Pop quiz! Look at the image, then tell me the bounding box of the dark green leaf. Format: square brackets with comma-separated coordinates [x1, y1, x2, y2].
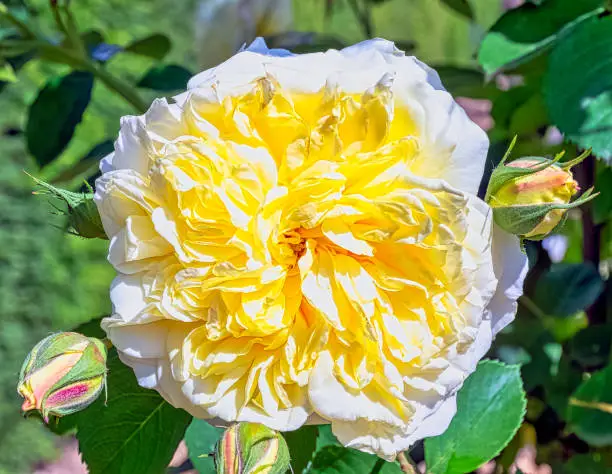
[184, 418, 223, 474]
[26, 71, 94, 167]
[567, 364, 612, 446]
[534, 263, 604, 317]
[545, 15, 612, 162]
[569, 324, 612, 368]
[316, 425, 340, 451]
[425, 360, 526, 474]
[477, 0, 605, 77]
[307, 446, 401, 474]
[125, 34, 171, 60]
[284, 426, 318, 474]
[439, 0, 473, 20]
[137, 65, 192, 92]
[75, 350, 192, 474]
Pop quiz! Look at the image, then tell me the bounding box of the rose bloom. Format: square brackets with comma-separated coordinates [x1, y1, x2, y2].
[95, 39, 528, 459]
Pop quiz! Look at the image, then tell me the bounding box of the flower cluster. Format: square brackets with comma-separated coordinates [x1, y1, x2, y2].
[94, 39, 528, 459]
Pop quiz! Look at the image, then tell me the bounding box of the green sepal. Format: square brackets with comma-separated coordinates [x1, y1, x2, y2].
[492, 188, 598, 239]
[485, 144, 589, 203]
[28, 174, 107, 239]
[486, 155, 563, 203]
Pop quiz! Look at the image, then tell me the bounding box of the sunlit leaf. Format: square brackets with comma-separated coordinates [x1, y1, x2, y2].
[478, 0, 604, 77]
[425, 361, 526, 474]
[184, 418, 223, 474]
[567, 364, 612, 446]
[545, 15, 612, 162]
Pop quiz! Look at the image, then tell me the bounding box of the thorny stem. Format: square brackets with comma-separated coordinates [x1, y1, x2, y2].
[397, 453, 418, 474]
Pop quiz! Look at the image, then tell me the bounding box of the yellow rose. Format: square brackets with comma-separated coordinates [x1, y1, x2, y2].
[95, 39, 528, 459]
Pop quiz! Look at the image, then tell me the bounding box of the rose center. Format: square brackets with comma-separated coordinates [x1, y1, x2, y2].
[277, 229, 308, 267]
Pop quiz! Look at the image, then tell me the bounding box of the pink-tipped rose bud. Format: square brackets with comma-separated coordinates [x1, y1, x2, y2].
[215, 423, 290, 474]
[17, 332, 107, 423]
[486, 146, 597, 240]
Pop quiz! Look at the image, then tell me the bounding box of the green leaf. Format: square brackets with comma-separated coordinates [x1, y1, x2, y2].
[75, 350, 192, 474]
[316, 425, 340, 451]
[424, 360, 526, 474]
[124, 34, 171, 60]
[477, 0, 605, 77]
[534, 263, 604, 317]
[184, 418, 223, 474]
[307, 446, 401, 474]
[26, 71, 94, 168]
[283, 425, 318, 474]
[137, 64, 192, 92]
[545, 15, 612, 161]
[567, 364, 612, 446]
[439, 0, 473, 20]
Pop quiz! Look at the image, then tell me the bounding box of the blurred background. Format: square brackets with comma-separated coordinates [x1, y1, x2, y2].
[0, 0, 603, 473]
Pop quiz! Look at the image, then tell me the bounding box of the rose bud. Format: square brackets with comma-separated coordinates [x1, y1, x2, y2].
[215, 423, 290, 474]
[17, 332, 107, 423]
[29, 175, 107, 239]
[486, 146, 597, 240]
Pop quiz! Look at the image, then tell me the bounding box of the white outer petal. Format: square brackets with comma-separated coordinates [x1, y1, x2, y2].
[487, 225, 529, 334]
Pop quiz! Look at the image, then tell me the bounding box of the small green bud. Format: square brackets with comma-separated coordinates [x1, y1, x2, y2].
[29, 175, 107, 239]
[486, 141, 597, 240]
[17, 332, 108, 423]
[215, 423, 290, 474]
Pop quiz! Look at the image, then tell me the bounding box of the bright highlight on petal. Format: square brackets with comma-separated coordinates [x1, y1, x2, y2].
[95, 38, 528, 459]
